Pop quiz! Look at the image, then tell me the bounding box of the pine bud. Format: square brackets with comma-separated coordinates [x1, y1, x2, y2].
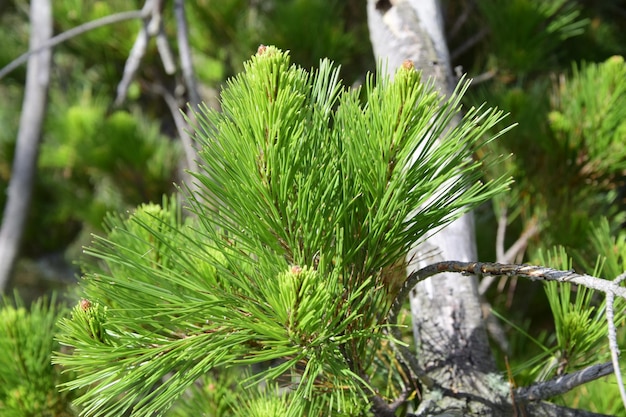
[80, 298, 92, 311]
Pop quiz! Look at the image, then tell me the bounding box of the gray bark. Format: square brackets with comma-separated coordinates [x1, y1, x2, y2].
[0, 0, 52, 291]
[367, 2, 500, 414]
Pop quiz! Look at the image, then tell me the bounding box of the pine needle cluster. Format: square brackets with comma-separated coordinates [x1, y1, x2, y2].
[54, 46, 511, 416]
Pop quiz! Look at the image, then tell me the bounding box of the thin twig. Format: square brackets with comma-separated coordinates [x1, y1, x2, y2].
[149, 83, 198, 175]
[114, 0, 157, 106]
[174, 0, 201, 109]
[391, 261, 626, 326]
[156, 26, 177, 75]
[469, 69, 497, 86]
[514, 362, 614, 402]
[606, 272, 626, 409]
[172, 0, 201, 185]
[476, 205, 513, 351]
[502, 219, 539, 264]
[0, 9, 149, 80]
[523, 401, 615, 417]
[447, 0, 476, 40]
[495, 204, 507, 263]
[450, 27, 489, 61]
[151, 0, 176, 75]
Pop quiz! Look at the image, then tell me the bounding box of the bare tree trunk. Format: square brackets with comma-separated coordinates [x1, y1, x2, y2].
[0, 0, 53, 292]
[367, 1, 504, 415]
[367, 2, 616, 416]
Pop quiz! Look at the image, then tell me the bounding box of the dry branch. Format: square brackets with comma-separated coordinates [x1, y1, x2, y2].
[0, 9, 148, 80]
[606, 272, 626, 408]
[514, 362, 614, 402]
[387, 261, 626, 414]
[174, 0, 201, 109]
[391, 262, 626, 323]
[114, 0, 161, 106]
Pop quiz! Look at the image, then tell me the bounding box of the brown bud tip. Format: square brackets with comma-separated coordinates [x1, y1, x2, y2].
[257, 44, 267, 56]
[80, 299, 91, 311]
[290, 265, 303, 274]
[402, 60, 415, 70]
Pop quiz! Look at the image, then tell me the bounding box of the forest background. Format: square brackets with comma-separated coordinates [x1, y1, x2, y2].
[0, 0, 625, 416]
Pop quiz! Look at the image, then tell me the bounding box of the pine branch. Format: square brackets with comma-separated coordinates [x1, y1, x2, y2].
[57, 47, 514, 416]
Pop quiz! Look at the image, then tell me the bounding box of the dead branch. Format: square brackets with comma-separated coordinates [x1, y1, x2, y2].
[387, 260, 626, 415]
[523, 401, 613, 417]
[149, 83, 198, 175]
[114, 0, 165, 106]
[480, 216, 539, 295]
[514, 362, 613, 402]
[450, 27, 489, 61]
[606, 272, 626, 408]
[174, 0, 201, 109]
[172, 0, 201, 183]
[0, 8, 148, 80]
[392, 262, 626, 322]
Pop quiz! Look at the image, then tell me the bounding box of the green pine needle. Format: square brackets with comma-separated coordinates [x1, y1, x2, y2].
[55, 46, 512, 416]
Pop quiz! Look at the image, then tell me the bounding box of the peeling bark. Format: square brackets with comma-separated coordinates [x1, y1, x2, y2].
[367, 2, 501, 413]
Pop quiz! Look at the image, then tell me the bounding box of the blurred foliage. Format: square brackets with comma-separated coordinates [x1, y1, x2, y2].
[185, 0, 372, 82]
[548, 56, 626, 177]
[23, 87, 180, 256]
[473, 56, 626, 257]
[0, 0, 371, 263]
[478, 0, 588, 75]
[0, 293, 77, 416]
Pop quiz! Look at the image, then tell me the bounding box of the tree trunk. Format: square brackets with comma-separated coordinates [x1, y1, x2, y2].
[367, 2, 617, 416]
[0, 0, 53, 291]
[367, 1, 505, 415]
